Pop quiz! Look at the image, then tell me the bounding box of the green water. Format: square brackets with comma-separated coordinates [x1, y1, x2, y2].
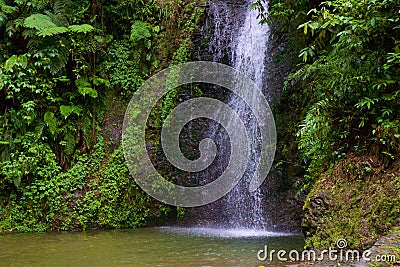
[0, 227, 304, 266]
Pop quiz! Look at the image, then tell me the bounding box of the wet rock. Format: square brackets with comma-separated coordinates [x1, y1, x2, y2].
[353, 232, 400, 267]
[302, 195, 330, 238]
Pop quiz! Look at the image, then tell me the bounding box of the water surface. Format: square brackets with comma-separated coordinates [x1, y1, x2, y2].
[0, 227, 304, 266]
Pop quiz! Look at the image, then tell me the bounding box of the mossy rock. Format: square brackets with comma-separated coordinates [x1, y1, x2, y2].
[302, 153, 400, 250]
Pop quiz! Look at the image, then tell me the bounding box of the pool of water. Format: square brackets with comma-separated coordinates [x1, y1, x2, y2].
[0, 227, 304, 266]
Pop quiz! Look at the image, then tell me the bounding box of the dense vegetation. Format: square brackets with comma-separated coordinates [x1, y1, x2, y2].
[256, 0, 400, 249]
[0, 0, 204, 232]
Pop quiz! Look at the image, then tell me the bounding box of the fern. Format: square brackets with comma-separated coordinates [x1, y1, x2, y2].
[0, 0, 18, 28]
[38, 26, 68, 36]
[22, 29, 36, 39]
[24, 14, 57, 30]
[130, 20, 151, 44]
[46, 0, 70, 26]
[68, 24, 93, 34]
[45, 47, 69, 75]
[24, 14, 69, 37]
[44, 10, 68, 27]
[24, 14, 93, 37]
[0, 12, 6, 27]
[52, 0, 70, 16]
[13, 17, 25, 29]
[23, 12, 94, 75]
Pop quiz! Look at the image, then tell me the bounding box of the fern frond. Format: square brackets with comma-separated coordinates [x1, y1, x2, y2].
[24, 14, 57, 30]
[24, 14, 71, 37]
[0, 12, 7, 27]
[130, 21, 151, 44]
[38, 26, 67, 36]
[0, 0, 18, 15]
[26, 38, 36, 51]
[31, 0, 52, 12]
[53, 0, 70, 16]
[68, 24, 93, 34]
[13, 17, 25, 29]
[5, 20, 15, 37]
[22, 28, 36, 40]
[44, 10, 68, 27]
[48, 45, 69, 75]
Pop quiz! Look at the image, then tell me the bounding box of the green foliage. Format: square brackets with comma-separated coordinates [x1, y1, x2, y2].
[44, 111, 57, 135]
[103, 40, 146, 97]
[267, 0, 400, 250]
[67, 24, 93, 33]
[0, 0, 204, 232]
[296, 0, 399, 177]
[1, 134, 60, 188]
[269, 0, 400, 185]
[24, 13, 68, 36]
[130, 20, 152, 44]
[75, 78, 98, 98]
[0, 138, 158, 232]
[60, 105, 82, 119]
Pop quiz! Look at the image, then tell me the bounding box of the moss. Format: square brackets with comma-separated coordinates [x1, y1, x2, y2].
[303, 153, 400, 250]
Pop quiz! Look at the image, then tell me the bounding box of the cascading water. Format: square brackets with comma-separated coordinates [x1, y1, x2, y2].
[207, 1, 232, 62]
[222, 0, 270, 229]
[194, 0, 272, 230]
[232, 2, 270, 92]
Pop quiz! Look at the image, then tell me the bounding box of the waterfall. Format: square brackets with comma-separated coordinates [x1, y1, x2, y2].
[232, 2, 270, 91]
[207, 1, 232, 62]
[196, 0, 271, 229]
[223, 0, 270, 229]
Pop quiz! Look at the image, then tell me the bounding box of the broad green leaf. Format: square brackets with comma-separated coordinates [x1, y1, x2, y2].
[19, 54, 28, 68]
[75, 78, 98, 98]
[4, 55, 17, 71]
[44, 111, 57, 135]
[60, 105, 82, 119]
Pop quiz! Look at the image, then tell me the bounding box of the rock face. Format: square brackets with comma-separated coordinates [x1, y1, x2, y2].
[302, 153, 400, 250]
[193, 0, 246, 64]
[302, 195, 329, 237]
[311, 231, 400, 266]
[354, 231, 400, 267]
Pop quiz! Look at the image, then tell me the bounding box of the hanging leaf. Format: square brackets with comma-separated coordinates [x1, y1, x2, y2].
[63, 132, 76, 155]
[75, 78, 98, 98]
[370, 17, 376, 26]
[19, 54, 28, 68]
[4, 54, 28, 71]
[4, 55, 18, 71]
[44, 111, 58, 135]
[60, 105, 82, 119]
